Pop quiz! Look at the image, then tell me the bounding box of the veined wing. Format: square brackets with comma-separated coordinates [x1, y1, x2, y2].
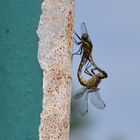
[72, 89, 89, 116]
[72, 87, 86, 99]
[89, 90, 106, 110]
[80, 22, 91, 42]
[81, 22, 88, 34]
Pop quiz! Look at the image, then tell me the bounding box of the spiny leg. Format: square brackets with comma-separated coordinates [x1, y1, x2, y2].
[73, 37, 81, 45]
[72, 36, 82, 59]
[91, 68, 97, 75]
[84, 61, 95, 77]
[74, 31, 81, 40]
[72, 46, 82, 59]
[72, 31, 83, 58]
[91, 67, 96, 75]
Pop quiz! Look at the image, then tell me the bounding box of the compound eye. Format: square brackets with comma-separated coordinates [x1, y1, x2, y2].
[82, 33, 88, 39]
[84, 33, 88, 38]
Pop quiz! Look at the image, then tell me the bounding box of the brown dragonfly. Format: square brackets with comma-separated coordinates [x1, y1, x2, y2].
[72, 22, 103, 75]
[72, 57, 108, 116]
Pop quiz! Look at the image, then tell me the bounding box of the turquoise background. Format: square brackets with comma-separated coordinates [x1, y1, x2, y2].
[0, 1, 42, 139]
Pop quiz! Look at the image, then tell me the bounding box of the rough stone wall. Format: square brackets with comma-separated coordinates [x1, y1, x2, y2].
[37, 0, 75, 140]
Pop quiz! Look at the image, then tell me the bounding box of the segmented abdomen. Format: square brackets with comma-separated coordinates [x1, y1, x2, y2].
[77, 56, 101, 89]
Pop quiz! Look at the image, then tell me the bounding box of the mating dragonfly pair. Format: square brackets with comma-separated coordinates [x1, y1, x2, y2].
[72, 23, 108, 116]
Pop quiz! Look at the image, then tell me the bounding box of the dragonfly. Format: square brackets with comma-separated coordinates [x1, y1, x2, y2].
[72, 22, 103, 74]
[72, 57, 108, 116]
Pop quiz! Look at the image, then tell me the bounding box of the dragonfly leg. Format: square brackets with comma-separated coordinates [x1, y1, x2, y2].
[91, 68, 96, 75]
[72, 47, 82, 58]
[84, 61, 95, 77]
[84, 70, 93, 77]
[74, 31, 81, 40]
[73, 37, 81, 45]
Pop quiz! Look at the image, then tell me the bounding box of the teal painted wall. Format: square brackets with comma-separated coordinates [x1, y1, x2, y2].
[0, 1, 42, 139]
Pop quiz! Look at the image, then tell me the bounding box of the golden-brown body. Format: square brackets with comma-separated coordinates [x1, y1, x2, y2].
[77, 55, 107, 89]
[79, 33, 103, 72]
[81, 33, 93, 61]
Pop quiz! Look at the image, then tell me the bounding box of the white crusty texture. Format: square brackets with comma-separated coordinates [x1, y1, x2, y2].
[37, 0, 75, 140]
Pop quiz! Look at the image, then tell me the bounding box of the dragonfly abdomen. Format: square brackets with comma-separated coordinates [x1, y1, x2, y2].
[77, 56, 87, 87]
[77, 55, 101, 89]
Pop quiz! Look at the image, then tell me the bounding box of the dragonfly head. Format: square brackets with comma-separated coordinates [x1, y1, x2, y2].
[81, 33, 88, 40]
[98, 71, 108, 79]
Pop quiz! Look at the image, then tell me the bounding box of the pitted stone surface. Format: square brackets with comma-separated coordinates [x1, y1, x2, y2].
[37, 0, 75, 140]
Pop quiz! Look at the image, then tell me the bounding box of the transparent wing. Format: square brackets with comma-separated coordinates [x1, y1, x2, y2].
[72, 89, 89, 116]
[81, 22, 88, 34]
[89, 90, 106, 110]
[72, 87, 86, 99]
[80, 22, 91, 41]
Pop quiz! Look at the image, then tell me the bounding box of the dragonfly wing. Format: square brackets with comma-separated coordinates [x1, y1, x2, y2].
[81, 22, 88, 34]
[89, 90, 106, 110]
[87, 87, 100, 93]
[80, 22, 91, 42]
[72, 87, 86, 99]
[72, 90, 89, 116]
[80, 92, 89, 116]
